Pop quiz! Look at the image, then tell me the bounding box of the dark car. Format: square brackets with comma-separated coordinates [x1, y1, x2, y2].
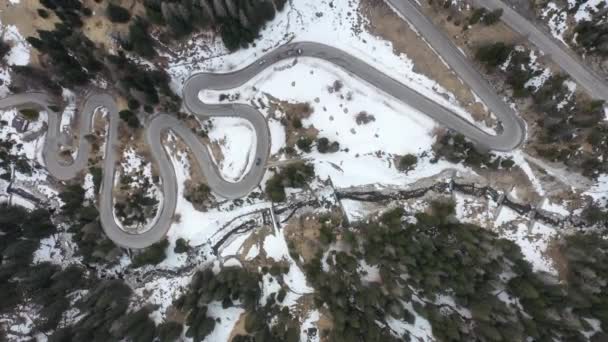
[255, 157, 262, 166]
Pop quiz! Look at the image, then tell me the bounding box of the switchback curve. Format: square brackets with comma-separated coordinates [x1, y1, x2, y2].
[0, 41, 525, 248]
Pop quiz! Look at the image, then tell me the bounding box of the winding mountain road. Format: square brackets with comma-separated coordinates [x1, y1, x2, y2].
[9, 0, 589, 248]
[0, 41, 524, 248]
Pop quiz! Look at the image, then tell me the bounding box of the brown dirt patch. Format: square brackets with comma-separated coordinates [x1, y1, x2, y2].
[79, 0, 145, 49]
[283, 208, 343, 264]
[546, 238, 568, 281]
[265, 96, 319, 149]
[0, 0, 58, 67]
[227, 312, 248, 341]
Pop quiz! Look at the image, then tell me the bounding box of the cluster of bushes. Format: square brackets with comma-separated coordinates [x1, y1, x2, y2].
[0, 205, 57, 305]
[132, 239, 169, 268]
[0, 130, 36, 179]
[296, 136, 340, 153]
[397, 153, 418, 173]
[184, 182, 212, 209]
[59, 185, 123, 264]
[475, 42, 514, 69]
[302, 200, 608, 341]
[265, 162, 315, 202]
[119, 109, 140, 128]
[574, 19, 608, 56]
[582, 201, 608, 228]
[469, 7, 503, 26]
[121, 18, 158, 59]
[0, 40, 10, 61]
[106, 3, 131, 23]
[26, 27, 101, 87]
[434, 132, 514, 170]
[70, 219, 124, 264]
[51, 280, 144, 341]
[59, 184, 99, 221]
[114, 183, 159, 229]
[174, 238, 190, 253]
[316, 137, 340, 153]
[106, 52, 180, 112]
[142, 0, 286, 51]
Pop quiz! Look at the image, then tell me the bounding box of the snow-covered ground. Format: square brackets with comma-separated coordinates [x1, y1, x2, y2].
[207, 117, 256, 182]
[202, 56, 470, 188]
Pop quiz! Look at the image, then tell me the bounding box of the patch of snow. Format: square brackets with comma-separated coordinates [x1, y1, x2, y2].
[207, 117, 256, 182]
[512, 151, 544, 196]
[221, 232, 251, 256]
[84, 173, 95, 200]
[134, 274, 192, 324]
[569, 0, 605, 22]
[164, 141, 269, 246]
[541, 198, 570, 216]
[33, 236, 64, 264]
[501, 221, 557, 275]
[2, 25, 30, 66]
[541, 2, 568, 44]
[585, 173, 608, 203]
[246, 244, 259, 260]
[494, 206, 522, 227]
[300, 310, 320, 342]
[386, 301, 435, 341]
[268, 118, 286, 155]
[205, 303, 244, 342]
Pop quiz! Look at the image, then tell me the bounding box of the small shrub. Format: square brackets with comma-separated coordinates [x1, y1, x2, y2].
[19, 108, 39, 121]
[132, 239, 169, 267]
[296, 136, 313, 152]
[317, 137, 340, 153]
[106, 4, 131, 23]
[174, 238, 189, 254]
[397, 154, 418, 172]
[119, 109, 140, 128]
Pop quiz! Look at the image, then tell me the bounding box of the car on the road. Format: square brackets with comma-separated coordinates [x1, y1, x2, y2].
[255, 157, 262, 166]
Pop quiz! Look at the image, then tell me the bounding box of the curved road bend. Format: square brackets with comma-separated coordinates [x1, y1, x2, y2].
[0, 39, 527, 248]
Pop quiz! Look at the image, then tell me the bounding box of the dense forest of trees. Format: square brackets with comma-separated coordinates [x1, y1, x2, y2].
[142, 0, 286, 51]
[265, 162, 315, 202]
[433, 131, 514, 170]
[2, 192, 608, 341]
[300, 201, 608, 341]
